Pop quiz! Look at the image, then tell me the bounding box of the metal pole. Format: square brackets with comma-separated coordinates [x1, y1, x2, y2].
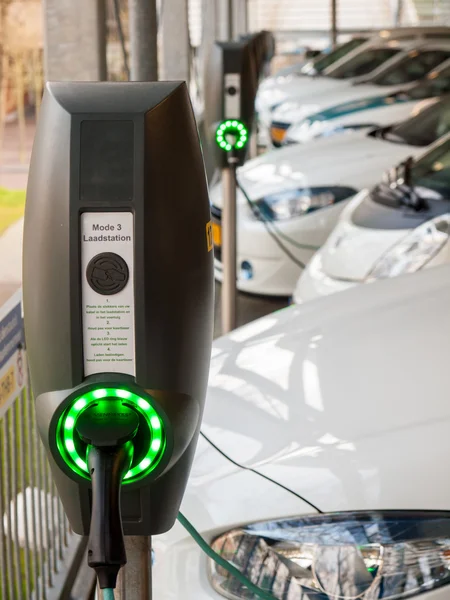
[249, 128, 258, 159]
[97, 0, 108, 80]
[244, 0, 249, 33]
[128, 0, 158, 80]
[221, 164, 237, 333]
[394, 0, 404, 26]
[228, 0, 233, 40]
[330, 0, 338, 49]
[116, 536, 152, 599]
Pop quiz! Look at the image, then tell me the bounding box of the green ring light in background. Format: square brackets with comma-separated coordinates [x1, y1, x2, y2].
[215, 120, 249, 152]
[56, 387, 166, 484]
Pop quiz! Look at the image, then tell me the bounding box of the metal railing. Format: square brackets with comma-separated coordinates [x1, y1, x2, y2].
[0, 290, 89, 600]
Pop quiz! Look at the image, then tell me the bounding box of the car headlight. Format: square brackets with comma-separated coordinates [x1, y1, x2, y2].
[368, 214, 450, 280]
[209, 512, 450, 600]
[256, 187, 357, 221]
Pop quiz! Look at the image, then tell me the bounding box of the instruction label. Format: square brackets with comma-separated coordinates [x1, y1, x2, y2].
[0, 289, 27, 419]
[81, 212, 135, 376]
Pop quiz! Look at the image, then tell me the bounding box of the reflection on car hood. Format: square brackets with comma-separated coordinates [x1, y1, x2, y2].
[209, 134, 417, 208]
[203, 265, 450, 512]
[301, 92, 413, 124]
[256, 76, 349, 112]
[271, 83, 411, 125]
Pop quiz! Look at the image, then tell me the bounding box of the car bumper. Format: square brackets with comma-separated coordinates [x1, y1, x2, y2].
[213, 218, 314, 296]
[293, 252, 358, 304]
[214, 253, 307, 297]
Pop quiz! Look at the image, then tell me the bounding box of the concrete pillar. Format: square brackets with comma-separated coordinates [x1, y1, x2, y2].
[233, 0, 247, 37]
[43, 0, 107, 81]
[160, 0, 190, 81]
[217, 0, 231, 41]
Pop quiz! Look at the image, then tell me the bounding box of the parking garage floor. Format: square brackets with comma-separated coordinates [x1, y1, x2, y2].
[213, 281, 289, 338]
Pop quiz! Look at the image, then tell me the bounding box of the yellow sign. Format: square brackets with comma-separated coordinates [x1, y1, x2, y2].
[270, 126, 287, 144]
[206, 221, 213, 252]
[0, 365, 16, 411]
[212, 222, 222, 247]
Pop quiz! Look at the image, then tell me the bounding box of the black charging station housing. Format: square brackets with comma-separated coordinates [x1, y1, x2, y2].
[214, 32, 275, 168]
[23, 81, 214, 536]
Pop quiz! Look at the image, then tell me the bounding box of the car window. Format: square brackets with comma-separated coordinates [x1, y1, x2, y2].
[407, 70, 450, 99]
[388, 99, 450, 146]
[308, 38, 367, 74]
[372, 50, 450, 86]
[327, 48, 400, 79]
[411, 141, 450, 197]
[423, 32, 450, 39]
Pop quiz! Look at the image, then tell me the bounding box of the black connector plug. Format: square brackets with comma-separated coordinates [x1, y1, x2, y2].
[75, 401, 140, 589]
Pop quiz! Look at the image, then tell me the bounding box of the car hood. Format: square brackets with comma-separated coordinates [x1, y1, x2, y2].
[202, 265, 450, 512]
[256, 77, 351, 112]
[308, 98, 428, 130]
[319, 190, 436, 281]
[271, 83, 409, 125]
[209, 135, 418, 208]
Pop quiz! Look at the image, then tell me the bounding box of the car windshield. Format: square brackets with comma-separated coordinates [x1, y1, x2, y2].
[404, 68, 450, 99]
[369, 49, 450, 86]
[410, 141, 450, 197]
[304, 38, 367, 74]
[326, 47, 400, 79]
[382, 98, 450, 146]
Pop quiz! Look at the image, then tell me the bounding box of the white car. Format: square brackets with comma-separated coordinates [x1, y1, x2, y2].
[211, 96, 450, 296]
[258, 40, 407, 135]
[154, 263, 450, 600]
[283, 59, 450, 145]
[294, 132, 450, 304]
[267, 42, 450, 147]
[257, 27, 450, 126]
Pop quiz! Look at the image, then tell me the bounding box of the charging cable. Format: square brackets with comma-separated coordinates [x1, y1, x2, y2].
[178, 512, 278, 600]
[235, 176, 321, 268]
[75, 401, 140, 597]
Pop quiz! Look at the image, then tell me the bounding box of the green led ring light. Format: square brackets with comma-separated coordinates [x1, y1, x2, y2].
[215, 120, 248, 152]
[56, 388, 166, 484]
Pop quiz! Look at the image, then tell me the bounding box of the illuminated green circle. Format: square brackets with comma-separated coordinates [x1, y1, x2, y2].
[56, 388, 166, 484]
[215, 120, 249, 152]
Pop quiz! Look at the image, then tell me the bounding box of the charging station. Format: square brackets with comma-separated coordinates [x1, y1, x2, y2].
[213, 40, 264, 333]
[23, 81, 214, 592]
[215, 40, 258, 170]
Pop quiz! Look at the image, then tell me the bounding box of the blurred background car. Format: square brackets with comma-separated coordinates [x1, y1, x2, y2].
[282, 58, 450, 145]
[294, 132, 450, 304]
[257, 27, 450, 138]
[154, 263, 450, 600]
[211, 96, 450, 296]
[267, 41, 450, 147]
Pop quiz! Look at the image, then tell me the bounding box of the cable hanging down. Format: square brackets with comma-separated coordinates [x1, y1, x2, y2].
[233, 173, 310, 270]
[178, 512, 278, 600]
[102, 588, 115, 600]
